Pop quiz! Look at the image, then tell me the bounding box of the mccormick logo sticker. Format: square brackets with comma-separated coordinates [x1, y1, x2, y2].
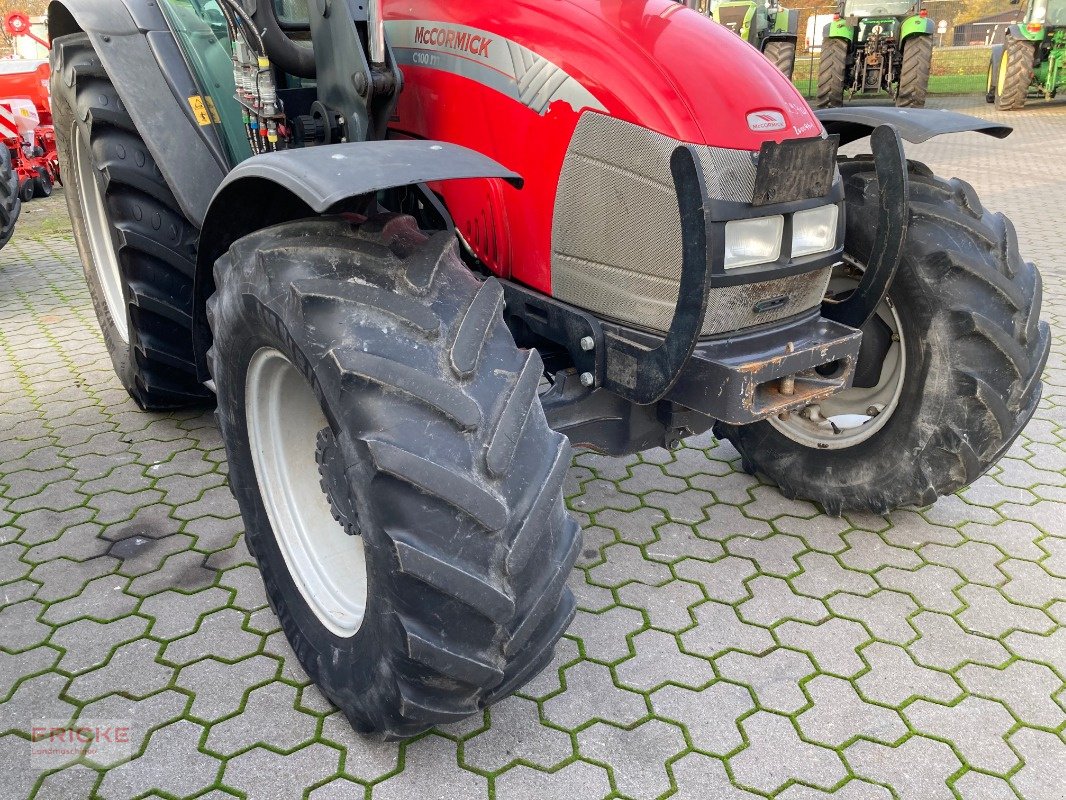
[747, 110, 787, 132]
[414, 25, 493, 58]
[386, 20, 606, 116]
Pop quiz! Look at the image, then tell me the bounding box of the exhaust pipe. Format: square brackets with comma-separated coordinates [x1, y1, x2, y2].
[368, 0, 386, 66]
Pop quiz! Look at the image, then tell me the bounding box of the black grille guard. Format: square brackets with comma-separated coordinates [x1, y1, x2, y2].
[502, 125, 910, 424]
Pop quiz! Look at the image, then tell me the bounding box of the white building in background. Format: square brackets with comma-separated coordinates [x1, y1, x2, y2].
[805, 13, 836, 50]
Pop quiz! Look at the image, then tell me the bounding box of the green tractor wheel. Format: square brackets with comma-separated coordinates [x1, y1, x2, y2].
[997, 37, 1036, 110]
[763, 39, 797, 79]
[896, 35, 933, 107]
[816, 37, 848, 108]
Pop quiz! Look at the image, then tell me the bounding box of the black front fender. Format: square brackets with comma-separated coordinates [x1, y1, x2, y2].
[190, 141, 523, 380]
[814, 107, 1013, 147]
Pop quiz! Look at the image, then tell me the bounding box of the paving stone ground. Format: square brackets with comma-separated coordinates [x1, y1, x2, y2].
[1, 97, 1064, 800]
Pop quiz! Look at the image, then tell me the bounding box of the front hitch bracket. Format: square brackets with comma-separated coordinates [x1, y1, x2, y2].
[821, 124, 910, 330]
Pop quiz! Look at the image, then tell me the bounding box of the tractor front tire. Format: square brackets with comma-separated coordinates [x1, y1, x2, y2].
[896, 35, 933, 108]
[816, 38, 848, 108]
[0, 146, 19, 250]
[208, 215, 580, 739]
[996, 37, 1035, 111]
[51, 33, 210, 409]
[718, 160, 1050, 516]
[764, 39, 797, 80]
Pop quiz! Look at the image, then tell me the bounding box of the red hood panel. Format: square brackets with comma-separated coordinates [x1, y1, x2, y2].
[385, 0, 821, 150]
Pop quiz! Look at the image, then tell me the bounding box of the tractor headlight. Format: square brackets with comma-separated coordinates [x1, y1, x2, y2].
[791, 205, 839, 258]
[724, 215, 785, 270]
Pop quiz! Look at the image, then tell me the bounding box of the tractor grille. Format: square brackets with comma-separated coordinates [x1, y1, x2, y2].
[551, 113, 832, 337]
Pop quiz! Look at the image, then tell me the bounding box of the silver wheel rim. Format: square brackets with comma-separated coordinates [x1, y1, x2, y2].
[246, 348, 368, 638]
[72, 124, 128, 343]
[769, 275, 906, 450]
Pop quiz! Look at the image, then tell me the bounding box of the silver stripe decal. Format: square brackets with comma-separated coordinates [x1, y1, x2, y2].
[385, 20, 606, 115]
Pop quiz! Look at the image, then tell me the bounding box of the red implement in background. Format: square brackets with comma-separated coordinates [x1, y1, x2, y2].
[0, 35, 59, 203]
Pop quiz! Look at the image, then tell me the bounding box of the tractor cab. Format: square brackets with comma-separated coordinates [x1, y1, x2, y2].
[841, 0, 918, 41]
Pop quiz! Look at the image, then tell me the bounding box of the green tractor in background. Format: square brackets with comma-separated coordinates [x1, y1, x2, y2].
[816, 0, 935, 108]
[692, 0, 800, 78]
[988, 0, 1066, 109]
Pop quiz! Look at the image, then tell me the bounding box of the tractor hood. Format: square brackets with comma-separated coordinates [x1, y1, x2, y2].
[385, 0, 822, 151]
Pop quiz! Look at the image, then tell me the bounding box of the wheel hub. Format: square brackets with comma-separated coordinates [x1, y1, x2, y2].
[245, 348, 368, 638]
[769, 278, 906, 450]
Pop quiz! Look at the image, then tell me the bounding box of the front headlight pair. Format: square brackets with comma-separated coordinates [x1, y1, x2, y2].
[723, 205, 839, 270]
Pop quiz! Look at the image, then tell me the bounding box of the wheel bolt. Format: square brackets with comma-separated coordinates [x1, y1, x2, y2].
[580, 336, 595, 351]
[580, 372, 595, 387]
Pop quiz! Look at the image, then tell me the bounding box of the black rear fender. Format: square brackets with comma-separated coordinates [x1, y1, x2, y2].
[48, 0, 226, 228]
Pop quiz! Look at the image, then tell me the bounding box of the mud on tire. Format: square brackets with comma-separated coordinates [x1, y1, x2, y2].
[52, 33, 210, 409]
[719, 160, 1051, 516]
[208, 214, 581, 739]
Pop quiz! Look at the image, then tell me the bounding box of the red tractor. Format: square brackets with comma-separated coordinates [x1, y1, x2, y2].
[48, 0, 1048, 739]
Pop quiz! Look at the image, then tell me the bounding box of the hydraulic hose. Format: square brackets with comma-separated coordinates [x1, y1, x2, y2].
[247, 0, 317, 78]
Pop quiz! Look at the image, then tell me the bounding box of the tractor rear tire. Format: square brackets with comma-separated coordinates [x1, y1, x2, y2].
[996, 37, 1035, 111]
[896, 35, 933, 108]
[764, 39, 797, 80]
[816, 38, 848, 108]
[0, 146, 19, 250]
[51, 33, 210, 410]
[718, 160, 1050, 516]
[208, 214, 580, 739]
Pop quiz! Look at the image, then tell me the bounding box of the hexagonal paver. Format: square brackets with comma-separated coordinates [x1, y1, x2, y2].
[577, 719, 686, 798]
[206, 681, 318, 755]
[651, 681, 753, 755]
[799, 675, 906, 748]
[221, 742, 340, 798]
[731, 712, 847, 794]
[846, 736, 961, 800]
[371, 735, 483, 800]
[96, 720, 220, 800]
[494, 760, 611, 800]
